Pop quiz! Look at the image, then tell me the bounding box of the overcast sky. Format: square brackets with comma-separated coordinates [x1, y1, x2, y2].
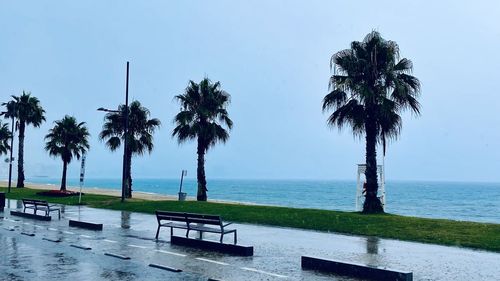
[1, 0, 499, 182]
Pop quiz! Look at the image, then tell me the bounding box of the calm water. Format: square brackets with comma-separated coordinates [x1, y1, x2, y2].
[26, 177, 500, 224]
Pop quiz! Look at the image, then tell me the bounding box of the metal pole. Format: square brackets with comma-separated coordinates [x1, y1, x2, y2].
[78, 153, 86, 204]
[121, 61, 129, 202]
[179, 170, 186, 193]
[7, 116, 14, 193]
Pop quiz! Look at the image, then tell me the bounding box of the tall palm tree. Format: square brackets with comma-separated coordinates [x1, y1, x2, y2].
[45, 116, 90, 191]
[99, 100, 160, 198]
[0, 121, 11, 156]
[2, 91, 46, 187]
[323, 31, 421, 213]
[173, 78, 233, 201]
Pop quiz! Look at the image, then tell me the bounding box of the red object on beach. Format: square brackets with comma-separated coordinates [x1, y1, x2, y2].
[36, 190, 81, 197]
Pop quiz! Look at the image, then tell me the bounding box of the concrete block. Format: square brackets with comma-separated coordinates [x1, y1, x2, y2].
[69, 220, 103, 230]
[10, 210, 51, 221]
[301, 256, 412, 281]
[171, 236, 253, 256]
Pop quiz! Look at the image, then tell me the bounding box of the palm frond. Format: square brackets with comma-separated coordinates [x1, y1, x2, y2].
[44, 115, 90, 164]
[173, 78, 232, 151]
[99, 100, 160, 156]
[3, 91, 45, 127]
[0, 122, 11, 155]
[324, 31, 421, 153]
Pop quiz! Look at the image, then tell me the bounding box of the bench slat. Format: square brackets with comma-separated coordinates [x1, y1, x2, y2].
[189, 225, 236, 233]
[156, 211, 188, 223]
[188, 218, 221, 225]
[186, 214, 222, 225]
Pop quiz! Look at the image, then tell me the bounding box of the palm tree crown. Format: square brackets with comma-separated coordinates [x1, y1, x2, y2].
[323, 31, 421, 213]
[45, 116, 90, 191]
[173, 78, 233, 201]
[0, 121, 11, 156]
[99, 100, 160, 197]
[7, 92, 46, 127]
[2, 91, 45, 187]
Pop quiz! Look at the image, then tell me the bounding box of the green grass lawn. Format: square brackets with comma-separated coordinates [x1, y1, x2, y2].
[2, 186, 499, 252]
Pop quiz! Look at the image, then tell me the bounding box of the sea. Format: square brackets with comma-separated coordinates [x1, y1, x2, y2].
[24, 178, 500, 224]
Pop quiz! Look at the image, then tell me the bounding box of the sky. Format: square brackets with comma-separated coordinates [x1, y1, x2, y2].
[0, 0, 499, 182]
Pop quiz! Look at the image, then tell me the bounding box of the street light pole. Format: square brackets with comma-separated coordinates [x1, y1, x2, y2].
[97, 61, 130, 203]
[122, 61, 130, 202]
[7, 116, 14, 193]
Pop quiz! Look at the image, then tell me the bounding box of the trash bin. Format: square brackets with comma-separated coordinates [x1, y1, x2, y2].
[178, 192, 187, 201]
[0, 192, 5, 211]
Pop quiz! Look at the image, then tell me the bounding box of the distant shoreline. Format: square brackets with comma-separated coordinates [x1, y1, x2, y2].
[0, 180, 260, 205]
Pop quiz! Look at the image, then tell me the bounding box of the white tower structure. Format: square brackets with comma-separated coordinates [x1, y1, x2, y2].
[355, 164, 385, 211]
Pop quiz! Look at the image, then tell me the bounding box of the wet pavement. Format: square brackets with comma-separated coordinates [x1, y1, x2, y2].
[0, 199, 499, 280]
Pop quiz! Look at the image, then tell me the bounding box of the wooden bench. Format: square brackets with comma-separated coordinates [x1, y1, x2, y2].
[22, 198, 61, 219]
[155, 211, 237, 244]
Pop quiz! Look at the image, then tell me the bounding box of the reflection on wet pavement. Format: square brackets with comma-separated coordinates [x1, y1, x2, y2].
[0, 198, 499, 280]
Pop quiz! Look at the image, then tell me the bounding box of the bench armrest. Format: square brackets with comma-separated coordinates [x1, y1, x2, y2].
[222, 222, 233, 227]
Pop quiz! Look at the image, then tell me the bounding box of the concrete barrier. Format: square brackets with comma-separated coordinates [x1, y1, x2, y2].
[171, 236, 253, 256]
[149, 263, 182, 272]
[301, 256, 412, 281]
[104, 253, 131, 260]
[69, 220, 103, 230]
[70, 244, 92, 250]
[42, 238, 61, 243]
[10, 210, 51, 221]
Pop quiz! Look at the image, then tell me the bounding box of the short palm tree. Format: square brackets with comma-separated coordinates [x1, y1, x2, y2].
[2, 91, 45, 187]
[0, 121, 11, 156]
[45, 116, 90, 191]
[99, 100, 160, 198]
[323, 31, 421, 213]
[173, 78, 233, 201]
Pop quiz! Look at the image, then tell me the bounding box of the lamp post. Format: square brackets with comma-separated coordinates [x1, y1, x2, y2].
[0, 111, 15, 193]
[98, 61, 130, 203]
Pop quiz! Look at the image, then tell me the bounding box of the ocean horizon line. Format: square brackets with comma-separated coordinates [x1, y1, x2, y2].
[12, 177, 500, 185]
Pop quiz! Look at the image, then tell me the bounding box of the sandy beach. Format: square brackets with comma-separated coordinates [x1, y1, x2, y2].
[0, 180, 259, 205]
[0, 180, 179, 201]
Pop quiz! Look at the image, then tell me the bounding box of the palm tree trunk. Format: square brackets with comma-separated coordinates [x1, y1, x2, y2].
[196, 138, 207, 201]
[17, 121, 25, 188]
[363, 115, 384, 213]
[126, 150, 132, 198]
[60, 160, 68, 191]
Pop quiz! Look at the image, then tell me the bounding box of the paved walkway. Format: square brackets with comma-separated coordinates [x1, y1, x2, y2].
[0, 199, 498, 280]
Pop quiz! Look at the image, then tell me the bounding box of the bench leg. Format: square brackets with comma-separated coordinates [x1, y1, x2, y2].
[155, 225, 161, 239]
[170, 227, 173, 239]
[199, 231, 203, 240]
[58, 209, 61, 219]
[234, 231, 237, 245]
[220, 233, 224, 243]
[186, 229, 190, 238]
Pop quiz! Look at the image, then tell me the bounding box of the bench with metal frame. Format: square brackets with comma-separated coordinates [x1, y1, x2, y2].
[22, 198, 61, 219]
[155, 211, 237, 244]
